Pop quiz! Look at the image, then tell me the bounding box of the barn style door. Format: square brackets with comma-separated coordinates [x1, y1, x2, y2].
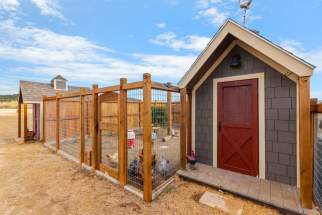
[217, 79, 259, 177]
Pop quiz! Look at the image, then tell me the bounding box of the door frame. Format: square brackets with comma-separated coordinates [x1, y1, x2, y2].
[213, 73, 265, 179]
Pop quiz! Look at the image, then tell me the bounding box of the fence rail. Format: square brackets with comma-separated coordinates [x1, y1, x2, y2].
[42, 73, 188, 202]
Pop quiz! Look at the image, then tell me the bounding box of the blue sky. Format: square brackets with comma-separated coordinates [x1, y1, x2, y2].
[0, 0, 321, 98]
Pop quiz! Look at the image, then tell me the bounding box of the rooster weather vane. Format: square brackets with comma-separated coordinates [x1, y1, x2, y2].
[239, 0, 252, 25]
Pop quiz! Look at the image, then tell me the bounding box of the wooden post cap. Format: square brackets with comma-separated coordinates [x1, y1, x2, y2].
[143, 73, 151, 79]
[120, 78, 128, 86]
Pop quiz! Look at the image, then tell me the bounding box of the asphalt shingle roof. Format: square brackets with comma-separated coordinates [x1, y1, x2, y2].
[19, 80, 86, 102]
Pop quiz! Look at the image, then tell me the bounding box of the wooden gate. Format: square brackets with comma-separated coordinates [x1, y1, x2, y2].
[98, 92, 120, 180]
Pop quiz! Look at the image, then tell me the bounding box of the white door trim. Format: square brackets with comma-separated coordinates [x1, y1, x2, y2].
[213, 73, 265, 179]
[191, 90, 196, 153]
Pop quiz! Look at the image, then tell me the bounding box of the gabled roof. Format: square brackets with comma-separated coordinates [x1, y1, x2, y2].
[51, 75, 67, 81]
[19, 80, 86, 103]
[178, 19, 315, 88]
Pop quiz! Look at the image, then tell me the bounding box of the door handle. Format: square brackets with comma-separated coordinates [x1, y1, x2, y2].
[218, 121, 221, 132]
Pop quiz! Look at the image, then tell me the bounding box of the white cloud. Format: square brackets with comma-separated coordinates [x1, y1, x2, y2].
[280, 39, 322, 73]
[195, 0, 261, 26]
[150, 32, 210, 52]
[0, 19, 196, 92]
[280, 39, 322, 99]
[156, 22, 166, 29]
[195, 7, 227, 26]
[196, 0, 222, 8]
[30, 0, 63, 19]
[0, 19, 112, 64]
[0, 0, 20, 11]
[134, 54, 196, 77]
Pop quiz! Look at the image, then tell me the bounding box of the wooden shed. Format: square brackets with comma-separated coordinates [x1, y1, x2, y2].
[178, 19, 315, 208]
[18, 75, 86, 141]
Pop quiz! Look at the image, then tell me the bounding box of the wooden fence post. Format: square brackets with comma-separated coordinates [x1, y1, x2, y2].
[119, 78, 128, 185]
[42, 96, 46, 143]
[299, 76, 313, 208]
[56, 93, 60, 151]
[143, 73, 152, 202]
[92, 84, 99, 169]
[18, 103, 21, 138]
[23, 103, 28, 141]
[167, 90, 172, 135]
[180, 88, 187, 169]
[80, 88, 86, 164]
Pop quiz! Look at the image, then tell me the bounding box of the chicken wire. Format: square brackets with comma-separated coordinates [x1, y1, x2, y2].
[59, 97, 81, 161]
[151, 89, 181, 190]
[127, 89, 144, 190]
[99, 91, 119, 172]
[45, 100, 56, 148]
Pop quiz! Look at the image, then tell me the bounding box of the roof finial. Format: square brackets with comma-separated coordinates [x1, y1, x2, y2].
[239, 0, 252, 25]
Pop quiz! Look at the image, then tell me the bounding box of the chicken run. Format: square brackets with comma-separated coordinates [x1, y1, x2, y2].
[42, 74, 184, 202]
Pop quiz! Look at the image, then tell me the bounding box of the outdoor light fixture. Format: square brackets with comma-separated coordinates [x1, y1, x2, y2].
[230, 54, 242, 68]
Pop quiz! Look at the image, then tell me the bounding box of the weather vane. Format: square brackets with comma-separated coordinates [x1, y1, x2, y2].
[239, 0, 252, 25]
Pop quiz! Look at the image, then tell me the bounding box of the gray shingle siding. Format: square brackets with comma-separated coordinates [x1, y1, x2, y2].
[195, 46, 297, 186]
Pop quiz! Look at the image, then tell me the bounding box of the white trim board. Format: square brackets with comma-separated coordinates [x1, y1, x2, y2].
[192, 40, 299, 94]
[213, 73, 265, 179]
[178, 19, 314, 88]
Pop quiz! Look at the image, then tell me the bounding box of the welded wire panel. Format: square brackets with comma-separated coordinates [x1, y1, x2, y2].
[314, 113, 322, 208]
[83, 95, 93, 164]
[171, 101, 181, 128]
[99, 92, 119, 171]
[45, 100, 56, 148]
[59, 97, 81, 161]
[127, 89, 144, 190]
[151, 89, 181, 190]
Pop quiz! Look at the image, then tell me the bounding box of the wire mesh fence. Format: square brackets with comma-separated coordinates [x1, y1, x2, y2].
[59, 97, 81, 160]
[127, 89, 144, 190]
[42, 76, 184, 202]
[314, 113, 322, 208]
[83, 95, 93, 165]
[45, 100, 56, 148]
[99, 91, 119, 172]
[151, 89, 181, 190]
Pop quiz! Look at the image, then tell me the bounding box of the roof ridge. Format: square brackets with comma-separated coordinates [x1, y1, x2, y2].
[178, 18, 315, 87]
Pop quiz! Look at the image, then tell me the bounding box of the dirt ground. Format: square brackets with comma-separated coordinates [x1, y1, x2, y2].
[0, 110, 280, 215]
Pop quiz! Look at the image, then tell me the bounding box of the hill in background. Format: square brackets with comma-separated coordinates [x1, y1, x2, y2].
[0, 94, 18, 109]
[0, 94, 18, 102]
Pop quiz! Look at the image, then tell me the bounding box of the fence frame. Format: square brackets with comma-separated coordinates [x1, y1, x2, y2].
[42, 73, 184, 202]
[119, 78, 128, 185]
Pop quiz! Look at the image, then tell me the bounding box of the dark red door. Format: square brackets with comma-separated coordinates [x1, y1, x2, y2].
[217, 79, 259, 177]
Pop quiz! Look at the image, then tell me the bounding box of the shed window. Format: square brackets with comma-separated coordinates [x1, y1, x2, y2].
[55, 79, 67, 90]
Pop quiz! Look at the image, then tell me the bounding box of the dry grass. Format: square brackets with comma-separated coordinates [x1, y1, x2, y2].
[0, 111, 281, 215]
[0, 101, 17, 109]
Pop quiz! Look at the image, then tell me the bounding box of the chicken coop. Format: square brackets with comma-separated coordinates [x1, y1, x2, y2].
[42, 73, 189, 202]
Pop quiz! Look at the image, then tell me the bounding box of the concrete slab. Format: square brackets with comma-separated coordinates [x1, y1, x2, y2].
[199, 191, 244, 215]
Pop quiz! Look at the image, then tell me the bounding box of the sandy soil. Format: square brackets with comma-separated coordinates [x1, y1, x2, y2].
[0, 111, 280, 215]
[0, 109, 19, 143]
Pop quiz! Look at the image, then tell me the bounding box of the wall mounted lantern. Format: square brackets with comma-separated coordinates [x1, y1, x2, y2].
[230, 54, 242, 68]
